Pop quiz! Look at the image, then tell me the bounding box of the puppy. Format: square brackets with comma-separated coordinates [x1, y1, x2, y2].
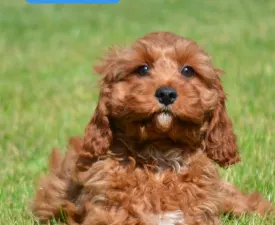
[32, 32, 274, 225]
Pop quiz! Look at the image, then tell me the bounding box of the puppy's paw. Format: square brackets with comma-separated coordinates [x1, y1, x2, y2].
[159, 210, 186, 225]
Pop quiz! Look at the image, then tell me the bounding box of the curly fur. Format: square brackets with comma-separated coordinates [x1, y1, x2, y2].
[32, 32, 274, 225]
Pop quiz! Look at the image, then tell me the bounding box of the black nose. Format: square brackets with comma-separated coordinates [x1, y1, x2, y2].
[155, 87, 178, 106]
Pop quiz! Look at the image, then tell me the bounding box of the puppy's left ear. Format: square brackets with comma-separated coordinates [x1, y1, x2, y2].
[204, 77, 240, 167]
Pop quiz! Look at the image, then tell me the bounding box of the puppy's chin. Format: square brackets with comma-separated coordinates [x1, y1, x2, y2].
[155, 113, 173, 132]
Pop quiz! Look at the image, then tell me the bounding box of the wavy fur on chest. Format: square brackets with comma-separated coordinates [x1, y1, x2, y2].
[33, 140, 223, 225]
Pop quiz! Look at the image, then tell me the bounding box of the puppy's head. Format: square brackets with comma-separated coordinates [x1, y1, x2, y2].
[80, 32, 239, 169]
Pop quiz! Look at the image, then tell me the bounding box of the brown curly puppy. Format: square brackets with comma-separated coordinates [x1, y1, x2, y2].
[32, 32, 274, 225]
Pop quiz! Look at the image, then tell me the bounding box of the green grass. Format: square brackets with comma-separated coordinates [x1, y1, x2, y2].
[0, 0, 274, 224]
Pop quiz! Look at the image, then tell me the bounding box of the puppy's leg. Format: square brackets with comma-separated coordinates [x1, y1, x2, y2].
[32, 148, 70, 222]
[32, 137, 84, 223]
[221, 181, 274, 217]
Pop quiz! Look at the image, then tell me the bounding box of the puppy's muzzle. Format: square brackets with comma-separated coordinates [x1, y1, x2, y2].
[155, 87, 177, 106]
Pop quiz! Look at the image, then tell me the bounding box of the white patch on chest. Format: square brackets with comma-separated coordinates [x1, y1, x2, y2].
[158, 210, 186, 225]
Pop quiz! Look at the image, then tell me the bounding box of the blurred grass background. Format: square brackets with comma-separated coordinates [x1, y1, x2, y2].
[0, 0, 274, 224]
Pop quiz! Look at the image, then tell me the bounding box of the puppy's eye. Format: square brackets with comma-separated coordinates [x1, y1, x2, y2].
[135, 65, 150, 76]
[181, 66, 195, 78]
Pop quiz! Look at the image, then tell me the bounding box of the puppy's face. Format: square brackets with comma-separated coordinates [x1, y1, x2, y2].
[82, 32, 239, 167]
[97, 32, 220, 146]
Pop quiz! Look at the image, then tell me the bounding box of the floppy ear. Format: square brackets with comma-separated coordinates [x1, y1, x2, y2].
[76, 50, 118, 171]
[204, 84, 240, 167]
[77, 88, 113, 171]
[76, 47, 128, 171]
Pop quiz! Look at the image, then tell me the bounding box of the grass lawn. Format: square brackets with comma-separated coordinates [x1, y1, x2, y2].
[0, 0, 274, 224]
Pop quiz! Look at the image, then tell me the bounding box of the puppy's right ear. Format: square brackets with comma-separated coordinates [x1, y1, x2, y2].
[77, 92, 112, 171]
[77, 49, 119, 171]
[83, 97, 112, 156]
